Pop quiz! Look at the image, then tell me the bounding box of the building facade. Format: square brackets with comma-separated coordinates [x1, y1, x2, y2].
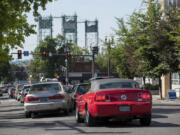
[159, 0, 180, 11]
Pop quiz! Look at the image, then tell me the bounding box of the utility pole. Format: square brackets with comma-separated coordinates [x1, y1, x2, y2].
[91, 46, 99, 77]
[105, 37, 114, 77]
[64, 40, 71, 85]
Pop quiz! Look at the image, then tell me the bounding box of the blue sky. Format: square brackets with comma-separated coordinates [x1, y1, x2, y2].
[21, 0, 143, 59]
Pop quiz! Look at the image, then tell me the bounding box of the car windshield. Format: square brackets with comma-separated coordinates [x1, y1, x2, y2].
[77, 84, 90, 94]
[29, 83, 61, 94]
[99, 81, 139, 89]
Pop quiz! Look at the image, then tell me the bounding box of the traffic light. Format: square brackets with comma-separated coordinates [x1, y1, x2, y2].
[17, 50, 22, 59]
[92, 46, 99, 54]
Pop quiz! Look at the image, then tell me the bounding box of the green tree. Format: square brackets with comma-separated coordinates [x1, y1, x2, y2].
[28, 35, 86, 81]
[0, 0, 53, 82]
[113, 14, 144, 79]
[96, 43, 116, 75]
[135, 0, 180, 78]
[0, 0, 53, 48]
[0, 46, 11, 82]
[112, 0, 180, 98]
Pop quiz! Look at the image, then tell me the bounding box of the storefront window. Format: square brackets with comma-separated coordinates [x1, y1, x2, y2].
[172, 73, 180, 85]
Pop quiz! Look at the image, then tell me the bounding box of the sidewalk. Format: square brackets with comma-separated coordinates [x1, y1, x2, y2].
[153, 95, 180, 104]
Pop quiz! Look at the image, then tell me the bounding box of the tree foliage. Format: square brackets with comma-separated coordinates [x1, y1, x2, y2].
[28, 35, 86, 81]
[0, 0, 53, 48]
[0, 0, 53, 82]
[112, 0, 180, 79]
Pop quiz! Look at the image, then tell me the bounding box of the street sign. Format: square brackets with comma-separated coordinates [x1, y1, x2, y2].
[23, 51, 29, 56]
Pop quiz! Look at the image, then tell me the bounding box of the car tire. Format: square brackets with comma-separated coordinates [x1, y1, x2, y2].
[31, 113, 36, 119]
[63, 107, 69, 116]
[140, 115, 151, 126]
[76, 107, 84, 123]
[85, 107, 96, 127]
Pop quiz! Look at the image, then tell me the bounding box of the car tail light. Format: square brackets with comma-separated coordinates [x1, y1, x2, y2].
[49, 94, 64, 100]
[137, 92, 152, 102]
[95, 94, 110, 102]
[24, 96, 39, 103]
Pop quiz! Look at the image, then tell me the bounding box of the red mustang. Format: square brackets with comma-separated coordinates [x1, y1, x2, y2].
[75, 78, 152, 126]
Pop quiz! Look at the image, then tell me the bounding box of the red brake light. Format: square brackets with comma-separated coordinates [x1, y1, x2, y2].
[49, 94, 64, 100]
[95, 94, 110, 102]
[24, 96, 39, 103]
[138, 92, 151, 101]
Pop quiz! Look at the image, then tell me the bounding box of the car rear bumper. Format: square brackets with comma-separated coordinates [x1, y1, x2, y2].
[24, 100, 67, 112]
[91, 101, 152, 118]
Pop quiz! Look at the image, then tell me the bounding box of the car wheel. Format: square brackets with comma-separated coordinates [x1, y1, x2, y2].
[63, 107, 69, 115]
[140, 115, 151, 126]
[85, 107, 96, 127]
[31, 113, 36, 119]
[25, 112, 31, 118]
[76, 107, 83, 123]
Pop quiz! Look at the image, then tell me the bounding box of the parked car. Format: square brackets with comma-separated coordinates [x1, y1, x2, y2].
[19, 87, 31, 103]
[15, 84, 24, 100]
[8, 87, 16, 98]
[71, 83, 90, 109]
[75, 78, 152, 126]
[17, 85, 31, 102]
[0, 86, 6, 93]
[24, 82, 73, 118]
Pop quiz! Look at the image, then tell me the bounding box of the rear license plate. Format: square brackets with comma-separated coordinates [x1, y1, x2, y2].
[119, 106, 130, 112]
[40, 97, 48, 102]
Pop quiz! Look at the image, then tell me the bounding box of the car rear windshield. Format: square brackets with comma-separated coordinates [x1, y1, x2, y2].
[99, 81, 139, 89]
[29, 83, 61, 94]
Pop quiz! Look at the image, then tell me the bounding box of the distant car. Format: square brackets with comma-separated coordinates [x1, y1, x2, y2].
[20, 87, 31, 103]
[15, 84, 24, 100]
[75, 78, 152, 126]
[45, 78, 58, 82]
[71, 83, 90, 109]
[0, 86, 7, 93]
[89, 76, 114, 81]
[8, 87, 16, 98]
[16, 85, 31, 102]
[24, 82, 73, 118]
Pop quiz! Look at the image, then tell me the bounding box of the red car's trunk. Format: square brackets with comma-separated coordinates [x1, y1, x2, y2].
[95, 89, 151, 102]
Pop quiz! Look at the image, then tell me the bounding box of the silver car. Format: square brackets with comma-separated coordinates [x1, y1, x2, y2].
[24, 82, 73, 118]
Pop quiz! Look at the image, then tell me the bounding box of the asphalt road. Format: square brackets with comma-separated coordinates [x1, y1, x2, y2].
[0, 94, 180, 135]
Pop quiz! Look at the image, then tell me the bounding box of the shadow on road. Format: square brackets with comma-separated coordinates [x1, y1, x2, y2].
[0, 118, 180, 128]
[0, 99, 180, 135]
[153, 103, 180, 107]
[152, 107, 180, 114]
[0, 97, 9, 100]
[0, 108, 23, 113]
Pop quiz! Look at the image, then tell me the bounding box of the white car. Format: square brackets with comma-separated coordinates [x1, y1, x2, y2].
[24, 82, 73, 118]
